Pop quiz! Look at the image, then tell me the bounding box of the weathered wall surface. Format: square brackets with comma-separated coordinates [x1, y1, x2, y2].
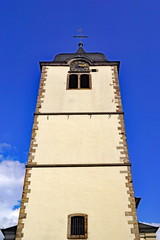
[32, 115, 125, 164]
[16, 64, 139, 240]
[22, 166, 134, 240]
[39, 66, 119, 113]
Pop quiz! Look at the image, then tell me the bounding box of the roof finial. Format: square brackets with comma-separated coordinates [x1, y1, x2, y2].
[73, 28, 88, 47]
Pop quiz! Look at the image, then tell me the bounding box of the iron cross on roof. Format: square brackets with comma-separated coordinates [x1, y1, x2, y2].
[73, 28, 88, 46]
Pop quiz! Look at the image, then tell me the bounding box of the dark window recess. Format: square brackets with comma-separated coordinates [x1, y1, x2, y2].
[69, 75, 78, 89]
[91, 69, 97, 72]
[80, 75, 90, 88]
[71, 216, 85, 236]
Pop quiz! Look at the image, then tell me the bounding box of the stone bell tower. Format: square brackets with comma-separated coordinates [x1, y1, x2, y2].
[16, 43, 140, 240]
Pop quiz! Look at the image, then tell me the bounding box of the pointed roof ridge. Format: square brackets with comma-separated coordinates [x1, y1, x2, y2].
[53, 43, 108, 62]
[76, 46, 86, 54]
[76, 43, 86, 54]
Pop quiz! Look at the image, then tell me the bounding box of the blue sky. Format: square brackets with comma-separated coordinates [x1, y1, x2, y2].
[0, 0, 160, 229]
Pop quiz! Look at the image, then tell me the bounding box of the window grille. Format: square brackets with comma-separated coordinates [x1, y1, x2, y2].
[71, 216, 85, 235]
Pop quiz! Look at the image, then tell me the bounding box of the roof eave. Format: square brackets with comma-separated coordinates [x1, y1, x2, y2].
[39, 61, 120, 72]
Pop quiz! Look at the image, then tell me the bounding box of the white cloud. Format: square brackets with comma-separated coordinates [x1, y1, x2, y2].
[0, 153, 25, 231]
[0, 143, 11, 151]
[0, 231, 3, 240]
[0, 143, 159, 240]
[0, 160, 25, 228]
[0, 143, 17, 161]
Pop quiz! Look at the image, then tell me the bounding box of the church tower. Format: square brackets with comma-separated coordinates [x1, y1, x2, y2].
[16, 44, 140, 240]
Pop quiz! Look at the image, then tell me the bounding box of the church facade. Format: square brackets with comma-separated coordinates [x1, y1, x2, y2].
[15, 44, 140, 240]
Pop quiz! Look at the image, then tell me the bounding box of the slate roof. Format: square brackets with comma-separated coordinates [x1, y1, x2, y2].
[1, 225, 17, 240]
[1, 225, 17, 235]
[40, 43, 120, 69]
[139, 223, 159, 233]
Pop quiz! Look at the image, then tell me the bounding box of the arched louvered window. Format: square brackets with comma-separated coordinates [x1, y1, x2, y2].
[68, 214, 88, 239]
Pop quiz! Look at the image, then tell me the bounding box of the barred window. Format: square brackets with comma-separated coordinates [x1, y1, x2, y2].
[68, 214, 88, 239]
[71, 216, 85, 235]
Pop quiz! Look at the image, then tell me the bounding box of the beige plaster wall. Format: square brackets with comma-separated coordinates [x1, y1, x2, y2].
[18, 64, 138, 240]
[33, 114, 124, 164]
[22, 166, 134, 240]
[39, 66, 118, 113]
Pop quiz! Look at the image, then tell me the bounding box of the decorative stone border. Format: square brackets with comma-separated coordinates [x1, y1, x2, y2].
[117, 114, 130, 164]
[35, 66, 48, 113]
[111, 66, 129, 164]
[111, 66, 123, 113]
[15, 66, 48, 240]
[15, 168, 31, 240]
[120, 168, 140, 240]
[16, 64, 139, 240]
[28, 66, 48, 165]
[111, 66, 140, 239]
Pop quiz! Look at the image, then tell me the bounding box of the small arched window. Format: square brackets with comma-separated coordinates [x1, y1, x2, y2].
[68, 214, 88, 239]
